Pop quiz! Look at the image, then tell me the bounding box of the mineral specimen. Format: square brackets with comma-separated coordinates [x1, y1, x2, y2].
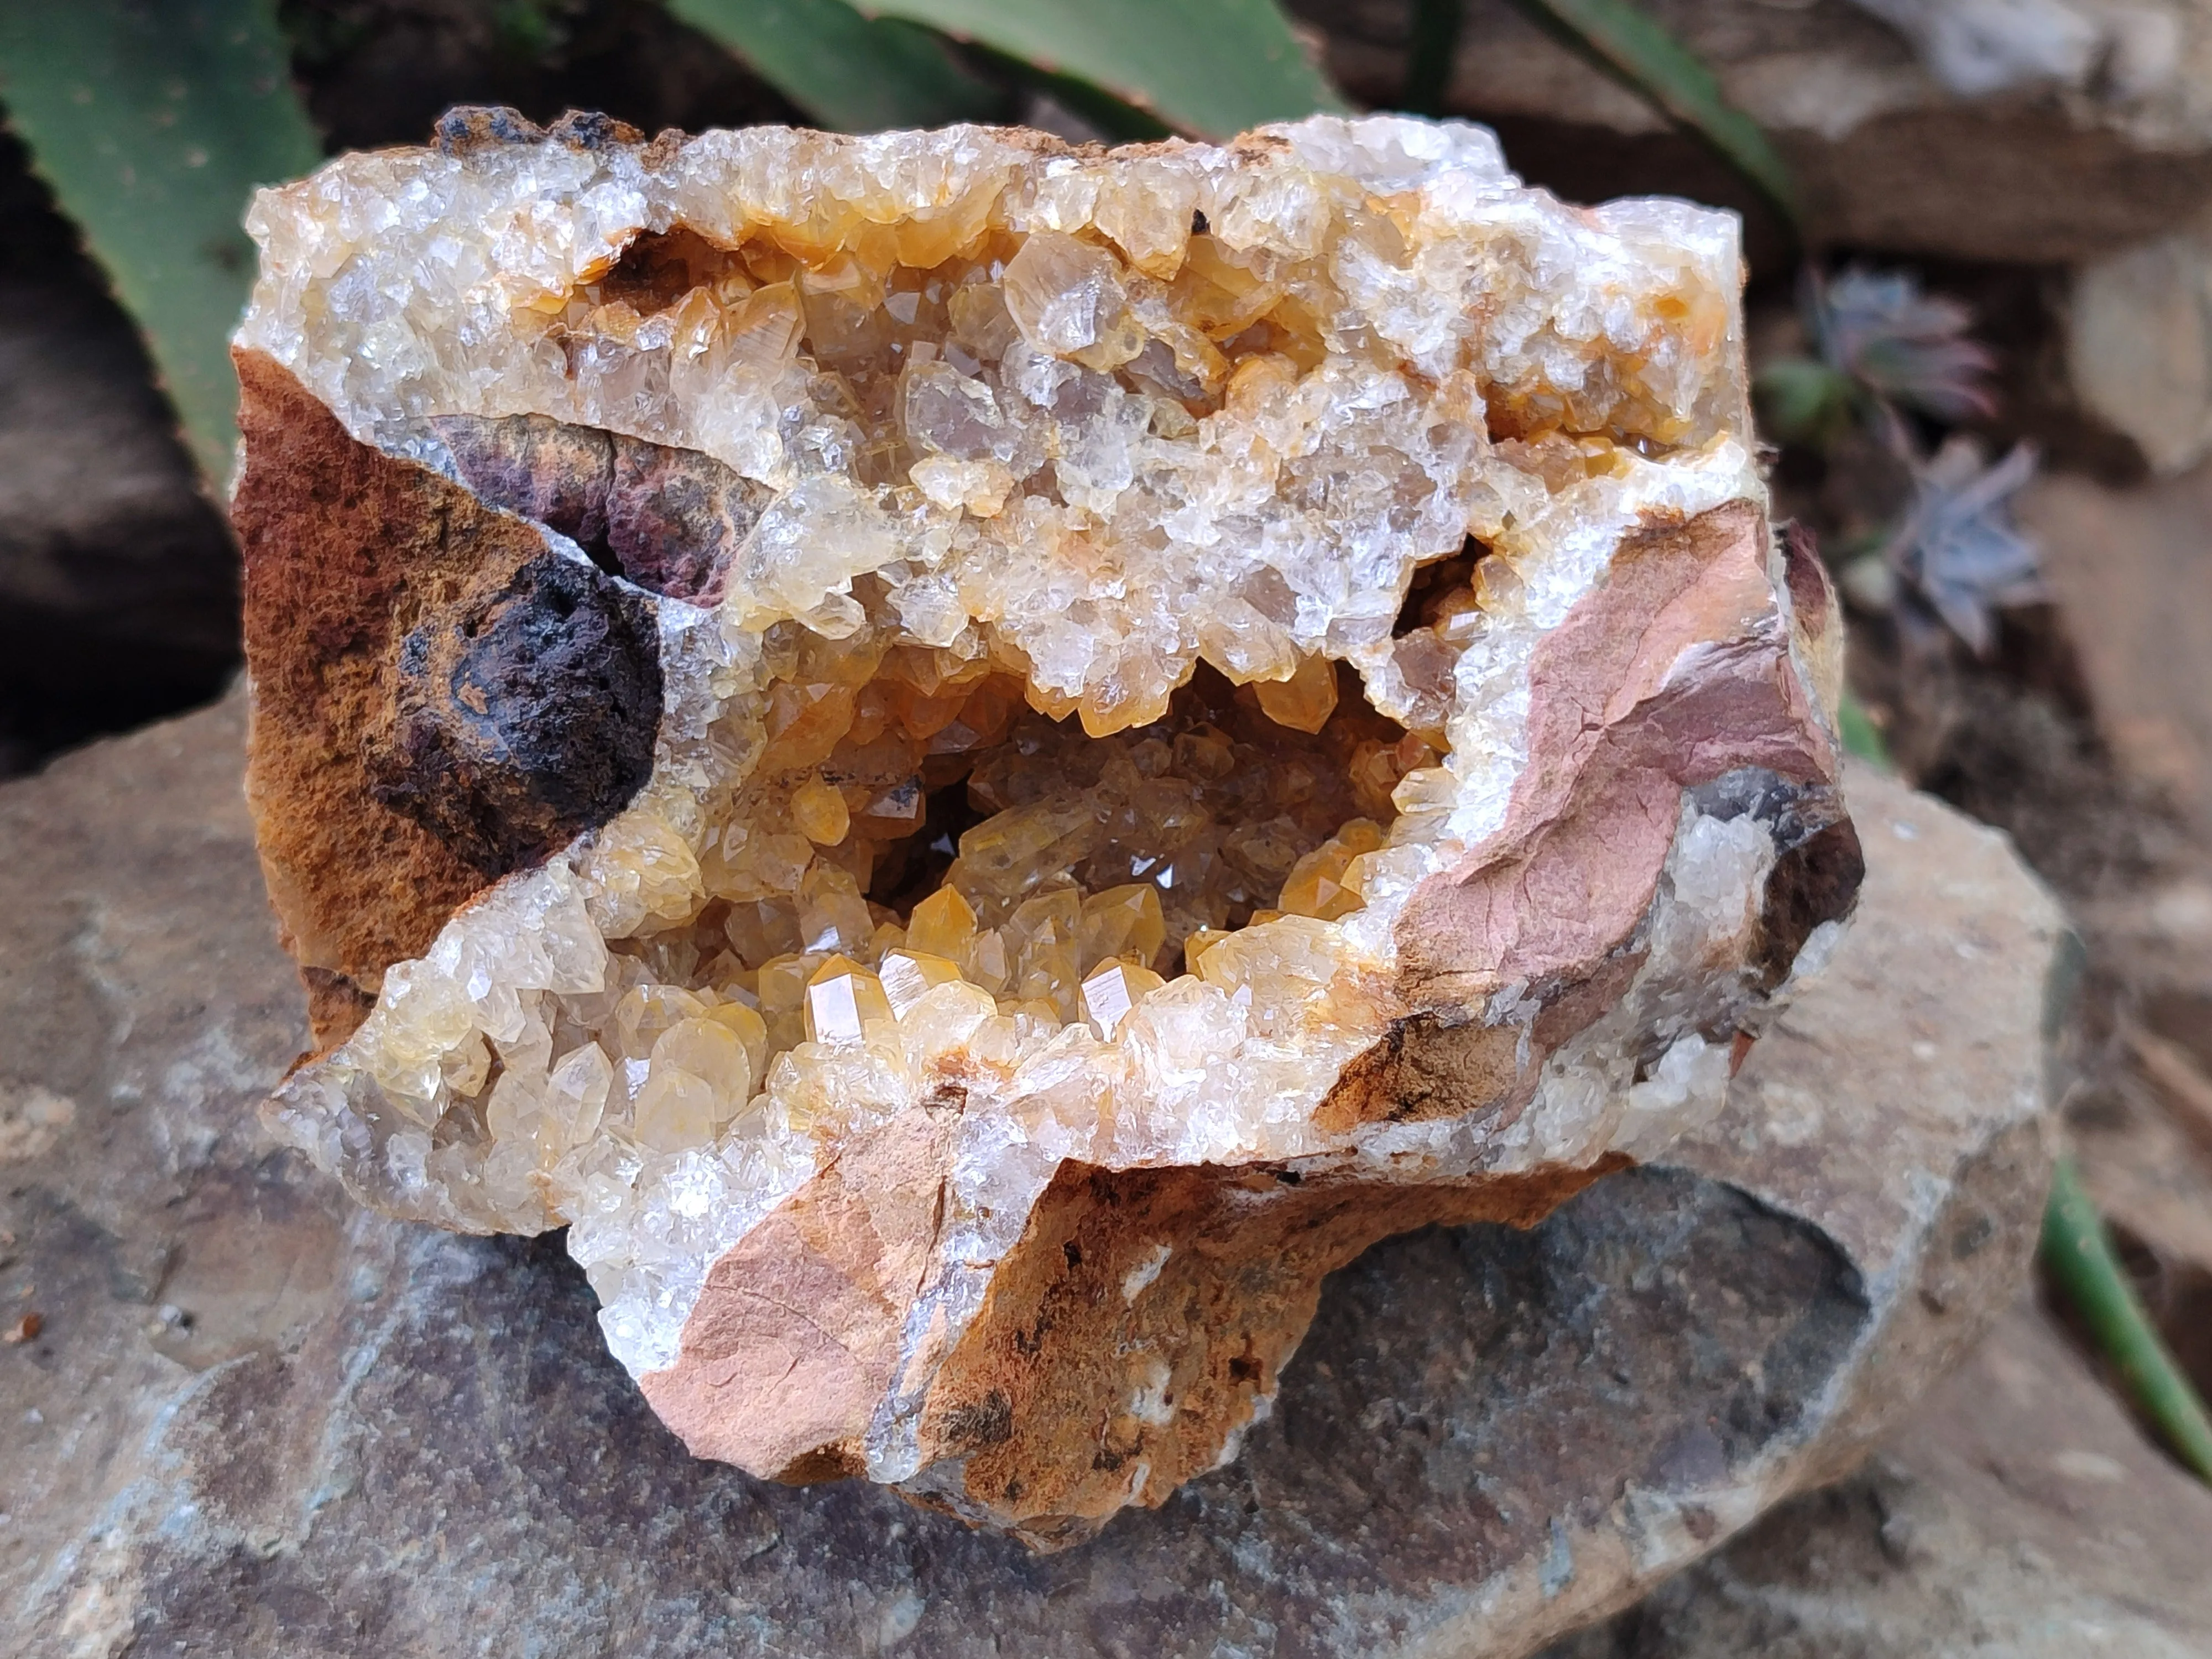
[234, 108, 1860, 1547]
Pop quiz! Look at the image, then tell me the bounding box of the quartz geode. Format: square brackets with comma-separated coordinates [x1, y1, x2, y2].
[236, 109, 1860, 1547]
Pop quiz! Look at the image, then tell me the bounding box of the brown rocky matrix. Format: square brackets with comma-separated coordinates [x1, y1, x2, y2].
[234, 107, 1856, 1545]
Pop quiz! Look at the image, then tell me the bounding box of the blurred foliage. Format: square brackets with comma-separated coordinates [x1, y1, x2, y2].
[2045, 1158, 2212, 1484]
[1501, 0, 1796, 228]
[1760, 266, 1997, 451]
[1882, 435, 2045, 658]
[1837, 691, 1891, 768]
[0, 0, 321, 487]
[1812, 267, 1997, 424]
[1396, 0, 1798, 220]
[1760, 264, 2037, 658]
[860, 0, 1345, 138]
[1400, 0, 1464, 116]
[1755, 355, 1858, 453]
[669, 0, 1011, 131]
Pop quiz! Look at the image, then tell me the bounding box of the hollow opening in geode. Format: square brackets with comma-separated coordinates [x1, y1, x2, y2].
[408, 214, 1524, 1159]
[612, 639, 1447, 1083]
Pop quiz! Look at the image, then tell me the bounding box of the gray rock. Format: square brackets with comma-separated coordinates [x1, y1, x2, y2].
[2067, 221, 2212, 478]
[0, 275, 233, 660]
[0, 702, 2066, 1658]
[1540, 1301, 2212, 1657]
[0, 189, 240, 770]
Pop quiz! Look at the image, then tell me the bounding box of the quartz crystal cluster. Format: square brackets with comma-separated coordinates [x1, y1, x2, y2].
[232, 108, 1860, 1546]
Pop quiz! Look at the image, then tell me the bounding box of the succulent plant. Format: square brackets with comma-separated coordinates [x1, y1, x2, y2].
[1757, 264, 2033, 655]
[1883, 437, 2046, 657]
[1756, 265, 2000, 451]
[1811, 266, 1998, 425]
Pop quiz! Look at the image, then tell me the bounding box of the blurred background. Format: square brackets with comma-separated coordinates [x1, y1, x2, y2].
[2, 0, 2210, 1574]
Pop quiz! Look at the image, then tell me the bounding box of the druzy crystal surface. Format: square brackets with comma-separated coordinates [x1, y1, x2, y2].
[234, 109, 1859, 1545]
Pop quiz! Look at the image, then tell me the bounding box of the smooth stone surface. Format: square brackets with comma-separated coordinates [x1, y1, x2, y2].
[1, 701, 2064, 1658]
[1540, 1301, 2212, 1658]
[2068, 221, 2212, 479]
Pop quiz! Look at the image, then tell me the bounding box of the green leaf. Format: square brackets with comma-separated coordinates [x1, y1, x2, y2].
[2043, 1156, 2212, 1484]
[857, 0, 1347, 140]
[1837, 691, 1891, 769]
[963, 45, 1173, 142]
[0, 0, 322, 488]
[1401, 0, 1466, 117]
[1504, 0, 1798, 227]
[1755, 356, 1855, 448]
[669, 0, 1013, 131]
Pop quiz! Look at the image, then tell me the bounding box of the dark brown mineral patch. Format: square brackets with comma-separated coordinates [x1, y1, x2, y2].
[369, 547, 662, 877]
[231, 352, 669, 1054]
[1688, 766, 1867, 988]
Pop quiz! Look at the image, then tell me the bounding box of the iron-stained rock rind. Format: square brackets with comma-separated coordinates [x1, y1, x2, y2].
[232, 350, 543, 1050]
[902, 1154, 1634, 1547]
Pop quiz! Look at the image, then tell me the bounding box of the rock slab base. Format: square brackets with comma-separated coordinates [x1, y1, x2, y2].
[0, 702, 2065, 1658]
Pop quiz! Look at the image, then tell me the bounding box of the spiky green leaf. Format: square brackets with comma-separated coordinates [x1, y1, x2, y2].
[1506, 0, 1798, 226]
[0, 0, 322, 488]
[669, 0, 1012, 132]
[858, 0, 1347, 139]
[1400, 0, 1466, 117]
[2043, 1157, 2212, 1484]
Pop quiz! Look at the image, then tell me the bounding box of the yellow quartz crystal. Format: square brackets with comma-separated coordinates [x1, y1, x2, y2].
[651, 1016, 757, 1106]
[878, 948, 968, 1016]
[804, 956, 894, 1044]
[1278, 819, 1387, 921]
[905, 886, 979, 960]
[1253, 654, 1340, 735]
[1078, 884, 1167, 973]
[792, 774, 851, 846]
[1079, 960, 1166, 1039]
[632, 1066, 722, 1152]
